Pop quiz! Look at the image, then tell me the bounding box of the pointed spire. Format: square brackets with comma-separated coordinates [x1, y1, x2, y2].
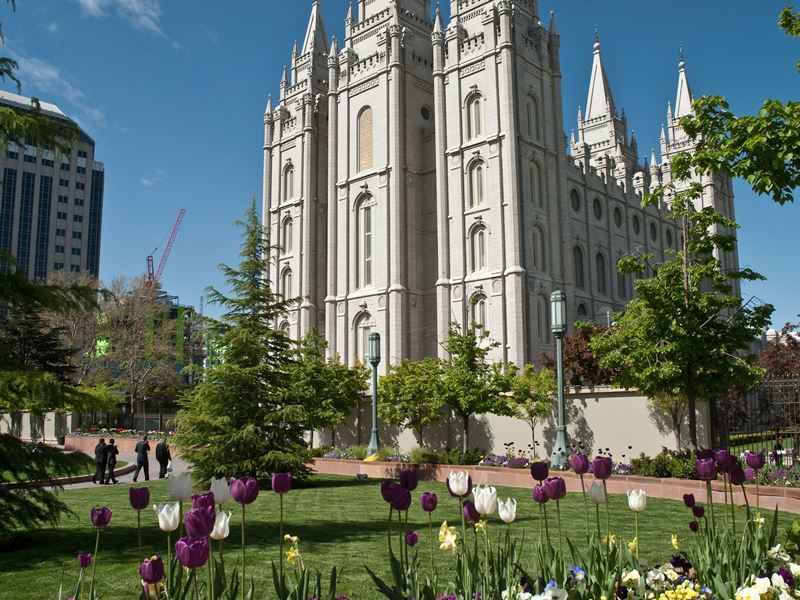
[281, 65, 289, 85]
[433, 5, 443, 34]
[265, 94, 273, 115]
[660, 123, 667, 142]
[329, 35, 339, 58]
[570, 129, 576, 145]
[346, 0, 354, 23]
[549, 10, 557, 35]
[577, 105, 583, 124]
[292, 40, 299, 56]
[650, 147, 658, 167]
[585, 32, 616, 120]
[302, 0, 328, 55]
[674, 48, 694, 118]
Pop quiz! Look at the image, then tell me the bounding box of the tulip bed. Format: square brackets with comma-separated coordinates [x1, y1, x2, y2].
[0, 470, 797, 599]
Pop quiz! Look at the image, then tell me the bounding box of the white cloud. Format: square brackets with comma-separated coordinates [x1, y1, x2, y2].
[141, 169, 165, 187]
[45, 22, 59, 33]
[76, 0, 165, 37]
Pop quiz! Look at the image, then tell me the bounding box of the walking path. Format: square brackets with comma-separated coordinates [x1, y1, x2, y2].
[59, 451, 190, 490]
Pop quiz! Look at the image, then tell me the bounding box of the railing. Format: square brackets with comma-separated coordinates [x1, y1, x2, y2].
[76, 411, 177, 434]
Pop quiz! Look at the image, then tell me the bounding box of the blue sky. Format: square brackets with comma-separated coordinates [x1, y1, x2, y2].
[2, 0, 798, 326]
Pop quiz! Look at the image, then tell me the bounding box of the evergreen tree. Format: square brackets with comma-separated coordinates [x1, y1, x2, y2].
[175, 202, 310, 484]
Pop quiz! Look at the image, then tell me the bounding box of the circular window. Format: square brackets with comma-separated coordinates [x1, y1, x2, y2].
[571, 190, 581, 213]
[650, 222, 658, 242]
[666, 229, 673, 248]
[420, 106, 431, 120]
[593, 198, 603, 220]
[613, 207, 622, 228]
[632, 215, 640, 235]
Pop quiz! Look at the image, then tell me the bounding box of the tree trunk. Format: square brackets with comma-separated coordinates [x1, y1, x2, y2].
[671, 411, 682, 451]
[531, 425, 537, 456]
[309, 429, 314, 449]
[462, 413, 470, 454]
[686, 373, 698, 449]
[416, 427, 424, 447]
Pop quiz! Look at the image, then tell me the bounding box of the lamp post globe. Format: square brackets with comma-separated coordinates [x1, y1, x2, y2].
[550, 291, 569, 467]
[367, 332, 381, 456]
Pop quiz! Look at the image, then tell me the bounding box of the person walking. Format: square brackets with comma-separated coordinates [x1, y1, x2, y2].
[132, 433, 151, 482]
[155, 437, 171, 479]
[92, 438, 106, 484]
[104, 438, 119, 484]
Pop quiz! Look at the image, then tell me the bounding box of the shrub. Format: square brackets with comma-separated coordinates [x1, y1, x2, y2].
[631, 448, 698, 479]
[345, 445, 368, 461]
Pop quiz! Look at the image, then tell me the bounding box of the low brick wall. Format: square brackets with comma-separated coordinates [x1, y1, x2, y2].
[312, 458, 800, 514]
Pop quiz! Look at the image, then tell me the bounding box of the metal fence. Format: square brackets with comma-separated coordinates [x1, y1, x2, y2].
[76, 411, 177, 433]
[713, 376, 800, 463]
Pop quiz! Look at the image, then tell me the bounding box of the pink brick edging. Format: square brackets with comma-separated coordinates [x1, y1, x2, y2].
[312, 458, 800, 514]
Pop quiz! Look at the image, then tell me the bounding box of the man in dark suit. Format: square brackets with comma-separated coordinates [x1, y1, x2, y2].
[104, 438, 119, 484]
[155, 437, 171, 479]
[92, 438, 106, 484]
[132, 433, 151, 482]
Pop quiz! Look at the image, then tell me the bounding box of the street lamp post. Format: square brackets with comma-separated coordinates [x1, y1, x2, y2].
[367, 332, 381, 456]
[550, 291, 569, 467]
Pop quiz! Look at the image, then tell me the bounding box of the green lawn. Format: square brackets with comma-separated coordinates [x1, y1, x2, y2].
[0, 475, 796, 599]
[1, 452, 96, 483]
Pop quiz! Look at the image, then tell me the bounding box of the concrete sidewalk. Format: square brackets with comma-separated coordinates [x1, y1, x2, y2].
[60, 451, 190, 490]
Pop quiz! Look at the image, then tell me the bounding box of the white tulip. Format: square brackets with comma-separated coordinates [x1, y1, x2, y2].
[210, 477, 233, 505]
[588, 481, 606, 504]
[473, 485, 497, 516]
[498, 498, 517, 524]
[627, 489, 646, 512]
[210, 510, 231, 541]
[448, 471, 470, 497]
[168, 472, 193, 502]
[153, 502, 180, 532]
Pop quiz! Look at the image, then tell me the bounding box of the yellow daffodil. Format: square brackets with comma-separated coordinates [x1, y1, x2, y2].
[671, 533, 680, 550]
[474, 520, 488, 534]
[285, 546, 300, 565]
[438, 521, 458, 554]
[283, 534, 299, 544]
[438, 521, 457, 542]
[602, 533, 617, 547]
[627, 537, 638, 553]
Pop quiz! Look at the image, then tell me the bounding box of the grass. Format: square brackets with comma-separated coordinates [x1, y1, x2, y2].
[0, 475, 796, 599]
[0, 452, 96, 483]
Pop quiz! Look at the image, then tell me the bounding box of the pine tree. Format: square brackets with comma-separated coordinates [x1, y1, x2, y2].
[175, 201, 310, 484]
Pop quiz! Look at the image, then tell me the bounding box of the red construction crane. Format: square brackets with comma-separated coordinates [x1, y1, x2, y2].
[147, 208, 186, 283]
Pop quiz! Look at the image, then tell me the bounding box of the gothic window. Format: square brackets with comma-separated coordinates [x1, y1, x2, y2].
[617, 268, 627, 299]
[614, 206, 623, 228]
[471, 294, 487, 329]
[466, 94, 483, 140]
[571, 189, 581, 213]
[537, 294, 550, 342]
[527, 96, 540, 139]
[358, 198, 374, 288]
[357, 107, 374, 172]
[529, 161, 543, 206]
[573, 245, 585, 289]
[470, 226, 487, 273]
[281, 267, 293, 298]
[596, 252, 608, 295]
[469, 161, 486, 208]
[355, 313, 374, 363]
[577, 303, 588, 317]
[666, 229, 674, 248]
[593, 198, 603, 220]
[283, 164, 294, 202]
[650, 222, 658, 242]
[279, 321, 291, 335]
[532, 226, 546, 271]
[632, 215, 641, 235]
[282, 217, 293, 255]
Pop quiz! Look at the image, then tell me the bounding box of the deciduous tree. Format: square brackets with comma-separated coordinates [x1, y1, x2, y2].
[508, 365, 556, 450]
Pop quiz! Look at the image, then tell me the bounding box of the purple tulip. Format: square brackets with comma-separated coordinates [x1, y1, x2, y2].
[744, 467, 756, 482]
[592, 456, 612, 480]
[91, 507, 112, 528]
[695, 458, 716, 481]
[175, 537, 209, 569]
[689, 520, 699, 533]
[692, 505, 705, 519]
[530, 461, 549, 482]
[271, 473, 292, 495]
[399, 470, 418, 492]
[404, 531, 419, 547]
[139, 556, 165, 584]
[129, 487, 150, 511]
[745, 450, 766, 471]
[533, 484, 550, 504]
[230, 477, 259, 505]
[394, 488, 412, 511]
[462, 500, 480, 523]
[730, 465, 746, 486]
[544, 477, 567, 501]
[570, 453, 590, 475]
[184, 506, 215, 538]
[381, 481, 406, 505]
[76, 552, 92, 569]
[696, 449, 715, 461]
[715, 449, 736, 474]
[191, 492, 215, 510]
[682, 493, 696, 508]
[446, 475, 472, 498]
[419, 492, 438, 513]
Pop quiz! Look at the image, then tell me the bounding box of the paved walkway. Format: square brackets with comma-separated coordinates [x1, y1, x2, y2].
[60, 451, 190, 490]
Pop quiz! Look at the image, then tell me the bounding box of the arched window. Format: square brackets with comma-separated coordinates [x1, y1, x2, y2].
[596, 252, 607, 295]
[570, 189, 581, 213]
[470, 226, 487, 272]
[617, 269, 627, 299]
[358, 199, 374, 288]
[469, 161, 485, 208]
[537, 294, 550, 342]
[573, 245, 585, 289]
[282, 218, 293, 255]
[471, 294, 487, 329]
[281, 268, 293, 298]
[279, 321, 291, 335]
[532, 226, 545, 271]
[577, 303, 588, 317]
[529, 161, 543, 206]
[357, 107, 374, 172]
[355, 313, 374, 363]
[283, 164, 294, 202]
[527, 96, 540, 139]
[466, 94, 482, 140]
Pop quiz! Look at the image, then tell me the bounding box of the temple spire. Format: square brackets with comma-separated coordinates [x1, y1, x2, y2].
[302, 0, 328, 55]
[674, 50, 694, 118]
[433, 5, 443, 34]
[585, 33, 616, 120]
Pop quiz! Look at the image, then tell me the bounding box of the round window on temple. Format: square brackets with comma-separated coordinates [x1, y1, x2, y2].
[420, 106, 432, 121]
[614, 207, 622, 228]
